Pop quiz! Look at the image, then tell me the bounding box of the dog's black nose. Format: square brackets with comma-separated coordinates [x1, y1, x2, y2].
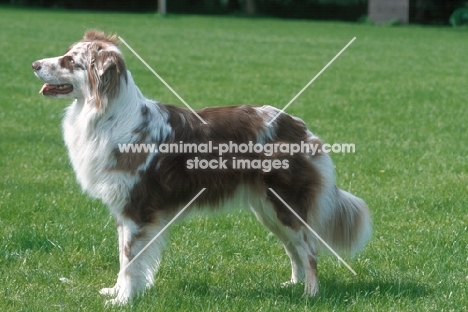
[32, 61, 42, 71]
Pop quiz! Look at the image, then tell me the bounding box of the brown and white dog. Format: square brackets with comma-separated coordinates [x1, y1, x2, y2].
[32, 30, 371, 305]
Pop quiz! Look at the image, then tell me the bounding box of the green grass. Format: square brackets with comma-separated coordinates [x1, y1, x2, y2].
[1, 7, 467, 311]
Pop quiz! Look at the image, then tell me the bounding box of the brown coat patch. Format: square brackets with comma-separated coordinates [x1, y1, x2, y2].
[122, 104, 323, 228]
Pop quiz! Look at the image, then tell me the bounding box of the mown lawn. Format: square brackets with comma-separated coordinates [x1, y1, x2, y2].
[0, 7, 467, 311]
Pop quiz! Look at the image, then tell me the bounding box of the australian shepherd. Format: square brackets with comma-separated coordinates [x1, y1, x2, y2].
[32, 30, 371, 304]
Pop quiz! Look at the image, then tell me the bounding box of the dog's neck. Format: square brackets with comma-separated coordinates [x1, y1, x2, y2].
[106, 70, 146, 113]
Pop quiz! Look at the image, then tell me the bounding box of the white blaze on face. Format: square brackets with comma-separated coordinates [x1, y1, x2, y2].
[32, 41, 92, 98]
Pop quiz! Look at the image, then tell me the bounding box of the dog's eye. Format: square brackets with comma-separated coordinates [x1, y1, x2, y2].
[60, 55, 78, 69]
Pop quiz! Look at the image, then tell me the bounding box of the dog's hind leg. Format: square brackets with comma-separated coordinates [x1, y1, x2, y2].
[296, 229, 319, 296]
[250, 201, 319, 296]
[278, 227, 319, 296]
[282, 239, 305, 285]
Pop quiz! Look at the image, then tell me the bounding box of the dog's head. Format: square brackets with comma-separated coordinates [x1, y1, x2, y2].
[32, 30, 127, 110]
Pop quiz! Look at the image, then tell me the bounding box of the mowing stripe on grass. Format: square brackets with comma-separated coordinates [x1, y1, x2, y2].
[267, 37, 356, 125]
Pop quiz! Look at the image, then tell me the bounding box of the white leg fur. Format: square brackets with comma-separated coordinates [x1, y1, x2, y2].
[283, 241, 305, 284]
[101, 219, 167, 305]
[99, 224, 124, 297]
[250, 200, 319, 293]
[297, 230, 319, 296]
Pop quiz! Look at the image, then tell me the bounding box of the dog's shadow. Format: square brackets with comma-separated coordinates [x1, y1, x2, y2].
[170, 274, 430, 307]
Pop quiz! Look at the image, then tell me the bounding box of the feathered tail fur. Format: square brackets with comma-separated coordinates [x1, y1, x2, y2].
[321, 187, 372, 256]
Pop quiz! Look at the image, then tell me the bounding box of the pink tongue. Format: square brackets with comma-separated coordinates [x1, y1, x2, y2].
[39, 83, 48, 94]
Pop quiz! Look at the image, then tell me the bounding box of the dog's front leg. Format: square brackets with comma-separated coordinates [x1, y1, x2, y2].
[102, 219, 167, 305]
[100, 223, 124, 297]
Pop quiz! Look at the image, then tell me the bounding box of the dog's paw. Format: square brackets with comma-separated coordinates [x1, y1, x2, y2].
[280, 280, 299, 288]
[105, 294, 129, 306]
[303, 282, 319, 297]
[100, 287, 117, 296]
[105, 298, 127, 306]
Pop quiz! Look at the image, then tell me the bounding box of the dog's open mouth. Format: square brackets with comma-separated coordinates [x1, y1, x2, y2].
[39, 83, 73, 96]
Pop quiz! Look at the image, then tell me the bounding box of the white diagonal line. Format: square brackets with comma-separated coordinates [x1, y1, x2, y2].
[267, 37, 356, 125]
[118, 36, 207, 125]
[268, 188, 357, 275]
[118, 188, 206, 276]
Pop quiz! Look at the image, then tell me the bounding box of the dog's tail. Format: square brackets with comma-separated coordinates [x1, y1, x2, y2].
[319, 186, 372, 256]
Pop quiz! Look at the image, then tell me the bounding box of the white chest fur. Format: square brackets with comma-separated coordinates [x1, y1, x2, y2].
[62, 100, 136, 209]
[61, 73, 168, 211]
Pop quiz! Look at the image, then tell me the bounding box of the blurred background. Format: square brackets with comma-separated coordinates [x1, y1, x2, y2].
[2, 0, 468, 26]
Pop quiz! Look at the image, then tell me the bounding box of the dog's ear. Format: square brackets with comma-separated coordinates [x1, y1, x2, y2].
[88, 43, 127, 110]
